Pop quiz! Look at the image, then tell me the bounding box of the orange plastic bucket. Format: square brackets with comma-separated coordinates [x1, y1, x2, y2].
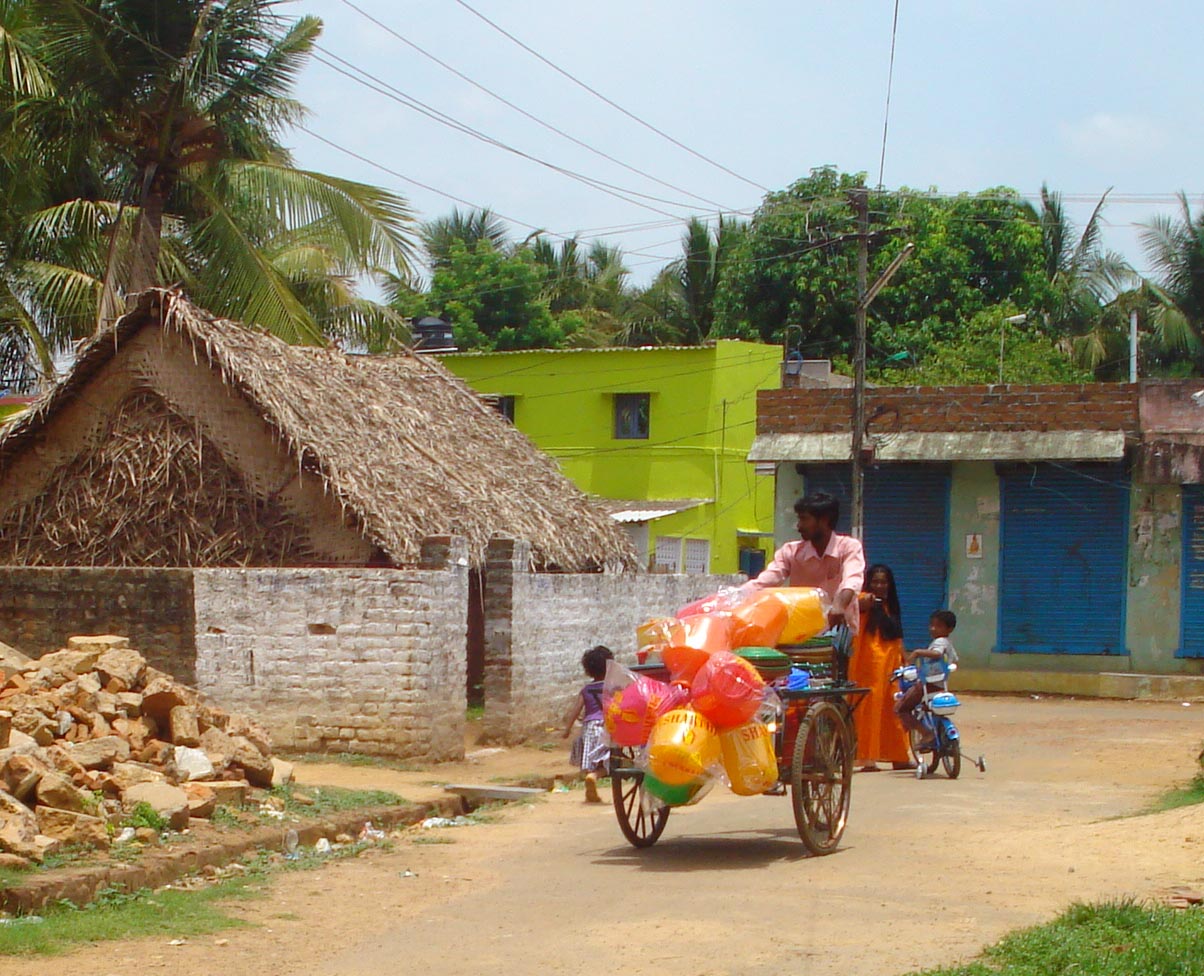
[730, 591, 788, 648]
[690, 651, 766, 730]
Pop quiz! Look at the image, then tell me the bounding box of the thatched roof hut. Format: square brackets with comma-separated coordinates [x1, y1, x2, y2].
[0, 290, 637, 571]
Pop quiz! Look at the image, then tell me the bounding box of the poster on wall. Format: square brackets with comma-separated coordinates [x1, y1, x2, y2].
[965, 533, 983, 559]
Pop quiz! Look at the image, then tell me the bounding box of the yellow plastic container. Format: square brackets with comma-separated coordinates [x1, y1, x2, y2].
[647, 708, 720, 786]
[770, 587, 829, 644]
[720, 721, 779, 796]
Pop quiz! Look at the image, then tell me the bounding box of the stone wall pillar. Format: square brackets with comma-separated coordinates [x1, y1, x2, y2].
[481, 537, 530, 743]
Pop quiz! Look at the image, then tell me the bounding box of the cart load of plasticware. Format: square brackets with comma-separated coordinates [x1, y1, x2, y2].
[608, 585, 829, 806]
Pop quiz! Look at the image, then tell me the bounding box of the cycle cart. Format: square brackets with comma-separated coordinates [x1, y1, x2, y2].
[610, 638, 869, 856]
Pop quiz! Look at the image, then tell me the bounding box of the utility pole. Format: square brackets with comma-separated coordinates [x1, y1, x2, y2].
[850, 189, 869, 540]
[848, 188, 913, 540]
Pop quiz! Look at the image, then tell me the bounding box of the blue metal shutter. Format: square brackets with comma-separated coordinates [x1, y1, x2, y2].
[803, 464, 950, 642]
[1179, 486, 1204, 658]
[999, 463, 1128, 655]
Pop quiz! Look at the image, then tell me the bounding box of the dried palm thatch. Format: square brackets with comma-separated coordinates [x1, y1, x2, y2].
[0, 391, 308, 566]
[0, 289, 638, 571]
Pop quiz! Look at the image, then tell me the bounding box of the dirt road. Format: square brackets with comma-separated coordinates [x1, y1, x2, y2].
[7, 696, 1204, 976]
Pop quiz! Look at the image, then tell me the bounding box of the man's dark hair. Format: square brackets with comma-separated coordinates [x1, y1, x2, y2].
[931, 610, 957, 631]
[794, 491, 840, 529]
[582, 645, 614, 680]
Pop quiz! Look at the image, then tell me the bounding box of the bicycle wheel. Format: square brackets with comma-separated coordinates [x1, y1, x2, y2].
[791, 700, 854, 855]
[908, 728, 939, 778]
[939, 721, 962, 779]
[611, 770, 670, 848]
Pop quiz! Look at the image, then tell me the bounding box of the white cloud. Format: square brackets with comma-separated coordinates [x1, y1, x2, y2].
[1061, 113, 1168, 159]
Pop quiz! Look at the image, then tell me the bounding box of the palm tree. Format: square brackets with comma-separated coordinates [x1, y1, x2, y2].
[421, 208, 510, 270]
[1139, 193, 1204, 363]
[1040, 188, 1131, 346]
[4, 0, 415, 350]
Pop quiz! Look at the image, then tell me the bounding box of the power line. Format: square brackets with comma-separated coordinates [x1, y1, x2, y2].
[333, 0, 736, 213]
[450, 0, 769, 193]
[876, 0, 901, 191]
[311, 48, 699, 220]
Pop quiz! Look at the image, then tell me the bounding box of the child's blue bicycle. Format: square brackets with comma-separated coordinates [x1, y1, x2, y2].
[890, 664, 986, 780]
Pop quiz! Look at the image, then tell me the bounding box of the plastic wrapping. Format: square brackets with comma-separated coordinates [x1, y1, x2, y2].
[674, 584, 751, 620]
[662, 613, 734, 684]
[730, 591, 789, 648]
[689, 651, 766, 730]
[768, 587, 830, 644]
[605, 676, 689, 747]
[647, 707, 721, 785]
[636, 617, 683, 652]
[719, 721, 779, 796]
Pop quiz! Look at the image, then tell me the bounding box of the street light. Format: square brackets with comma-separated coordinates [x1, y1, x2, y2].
[998, 313, 1027, 384]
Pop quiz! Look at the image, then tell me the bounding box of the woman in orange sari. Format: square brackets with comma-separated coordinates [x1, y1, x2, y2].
[849, 564, 912, 771]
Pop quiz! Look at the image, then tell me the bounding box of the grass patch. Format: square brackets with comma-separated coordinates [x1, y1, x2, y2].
[1148, 773, 1204, 814]
[268, 784, 405, 816]
[907, 899, 1204, 975]
[0, 878, 259, 956]
[466, 704, 484, 723]
[283, 752, 423, 772]
[410, 835, 456, 845]
[0, 841, 377, 956]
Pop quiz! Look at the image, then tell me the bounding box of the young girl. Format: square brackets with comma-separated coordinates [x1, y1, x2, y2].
[562, 645, 614, 803]
[848, 564, 913, 771]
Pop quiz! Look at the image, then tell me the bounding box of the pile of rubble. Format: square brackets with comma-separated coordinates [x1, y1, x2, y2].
[0, 635, 290, 865]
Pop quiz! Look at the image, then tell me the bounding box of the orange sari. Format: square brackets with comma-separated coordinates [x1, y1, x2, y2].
[848, 618, 911, 765]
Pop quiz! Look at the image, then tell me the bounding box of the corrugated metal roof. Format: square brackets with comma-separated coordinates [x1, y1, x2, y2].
[597, 497, 711, 523]
[748, 431, 1127, 463]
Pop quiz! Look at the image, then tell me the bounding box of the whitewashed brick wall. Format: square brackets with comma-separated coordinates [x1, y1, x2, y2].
[483, 538, 742, 742]
[193, 537, 469, 761]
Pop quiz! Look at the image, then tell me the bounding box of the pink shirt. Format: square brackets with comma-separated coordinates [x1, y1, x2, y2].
[752, 533, 866, 631]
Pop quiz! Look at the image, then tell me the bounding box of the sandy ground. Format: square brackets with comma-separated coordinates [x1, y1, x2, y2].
[6, 695, 1204, 976]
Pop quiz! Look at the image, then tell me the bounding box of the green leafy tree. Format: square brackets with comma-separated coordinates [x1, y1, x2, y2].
[427, 240, 565, 350]
[893, 304, 1091, 385]
[421, 208, 510, 271]
[1, 0, 416, 356]
[714, 167, 1052, 367]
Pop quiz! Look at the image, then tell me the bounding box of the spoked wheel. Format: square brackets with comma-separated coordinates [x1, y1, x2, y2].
[611, 767, 670, 848]
[908, 728, 938, 778]
[790, 701, 854, 855]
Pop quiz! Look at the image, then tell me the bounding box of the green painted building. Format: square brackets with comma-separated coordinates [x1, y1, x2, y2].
[439, 341, 785, 575]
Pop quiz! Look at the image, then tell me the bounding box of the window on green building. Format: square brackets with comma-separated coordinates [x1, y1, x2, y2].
[614, 393, 650, 439]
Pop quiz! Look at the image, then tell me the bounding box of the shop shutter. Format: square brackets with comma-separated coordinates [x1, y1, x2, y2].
[803, 464, 950, 642]
[999, 463, 1127, 654]
[1179, 486, 1204, 658]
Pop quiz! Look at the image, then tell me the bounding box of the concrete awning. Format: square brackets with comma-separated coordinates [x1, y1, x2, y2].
[748, 430, 1128, 463]
[598, 498, 711, 523]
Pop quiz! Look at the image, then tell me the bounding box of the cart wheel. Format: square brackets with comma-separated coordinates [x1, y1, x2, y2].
[908, 728, 938, 778]
[612, 771, 670, 848]
[790, 701, 854, 855]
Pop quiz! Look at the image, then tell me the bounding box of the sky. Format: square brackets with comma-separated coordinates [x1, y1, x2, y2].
[287, 0, 1204, 287]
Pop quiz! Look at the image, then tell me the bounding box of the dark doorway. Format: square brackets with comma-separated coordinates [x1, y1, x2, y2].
[467, 569, 485, 707]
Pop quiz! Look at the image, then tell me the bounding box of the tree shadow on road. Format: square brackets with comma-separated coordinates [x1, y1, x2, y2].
[593, 828, 851, 871]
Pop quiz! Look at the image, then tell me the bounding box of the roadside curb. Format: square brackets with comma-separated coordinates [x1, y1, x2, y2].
[0, 796, 464, 915]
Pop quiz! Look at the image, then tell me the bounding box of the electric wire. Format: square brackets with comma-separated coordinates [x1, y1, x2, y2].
[876, 0, 901, 191]
[450, 0, 769, 193]
[333, 0, 736, 212]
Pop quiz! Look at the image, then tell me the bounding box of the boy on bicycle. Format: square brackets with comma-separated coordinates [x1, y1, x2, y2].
[894, 610, 958, 750]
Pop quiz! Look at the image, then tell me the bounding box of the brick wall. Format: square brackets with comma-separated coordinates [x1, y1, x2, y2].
[192, 537, 469, 761]
[0, 567, 197, 682]
[482, 538, 742, 743]
[758, 384, 1140, 435]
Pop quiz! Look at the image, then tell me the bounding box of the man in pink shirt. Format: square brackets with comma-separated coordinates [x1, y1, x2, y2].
[751, 491, 866, 632]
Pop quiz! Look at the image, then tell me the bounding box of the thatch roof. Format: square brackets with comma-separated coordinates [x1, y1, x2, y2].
[0, 289, 638, 572]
